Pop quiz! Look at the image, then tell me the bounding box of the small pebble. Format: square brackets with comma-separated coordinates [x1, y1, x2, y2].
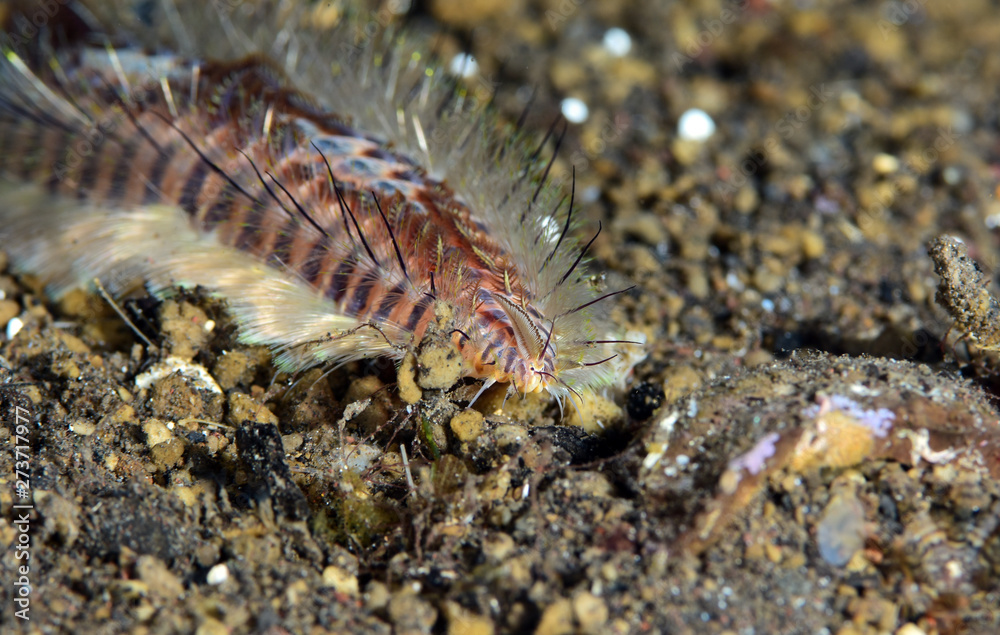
[442, 600, 494, 635]
[602, 28, 632, 57]
[449, 52, 478, 78]
[322, 565, 360, 597]
[206, 563, 229, 585]
[0, 299, 19, 330]
[561, 97, 589, 124]
[69, 419, 97, 436]
[535, 598, 573, 635]
[227, 391, 278, 426]
[942, 165, 962, 185]
[135, 356, 222, 393]
[365, 581, 390, 611]
[450, 410, 485, 443]
[677, 108, 715, 141]
[195, 619, 228, 635]
[872, 153, 899, 174]
[572, 592, 609, 634]
[136, 555, 184, 601]
[143, 419, 174, 447]
[816, 493, 866, 566]
[6, 316, 23, 339]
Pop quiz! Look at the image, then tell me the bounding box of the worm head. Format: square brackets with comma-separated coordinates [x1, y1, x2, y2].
[490, 293, 557, 395]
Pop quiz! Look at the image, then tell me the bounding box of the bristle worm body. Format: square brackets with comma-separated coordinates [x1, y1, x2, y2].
[0, 2, 635, 406]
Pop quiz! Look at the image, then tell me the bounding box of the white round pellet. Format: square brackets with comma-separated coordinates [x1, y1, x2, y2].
[602, 28, 632, 57]
[677, 108, 716, 141]
[561, 97, 589, 124]
[448, 52, 478, 78]
[206, 563, 229, 585]
[6, 317, 23, 339]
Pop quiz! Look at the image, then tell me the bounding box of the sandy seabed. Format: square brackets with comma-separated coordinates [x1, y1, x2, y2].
[2, 1, 1000, 633]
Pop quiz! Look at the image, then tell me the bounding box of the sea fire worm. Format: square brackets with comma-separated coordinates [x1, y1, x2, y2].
[0, 1, 636, 409]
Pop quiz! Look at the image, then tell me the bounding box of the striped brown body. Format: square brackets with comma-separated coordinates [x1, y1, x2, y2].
[2, 51, 486, 332]
[0, 3, 624, 401]
[0, 33, 573, 394]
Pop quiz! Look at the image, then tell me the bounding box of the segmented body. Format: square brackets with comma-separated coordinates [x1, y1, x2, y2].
[0, 3, 623, 401]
